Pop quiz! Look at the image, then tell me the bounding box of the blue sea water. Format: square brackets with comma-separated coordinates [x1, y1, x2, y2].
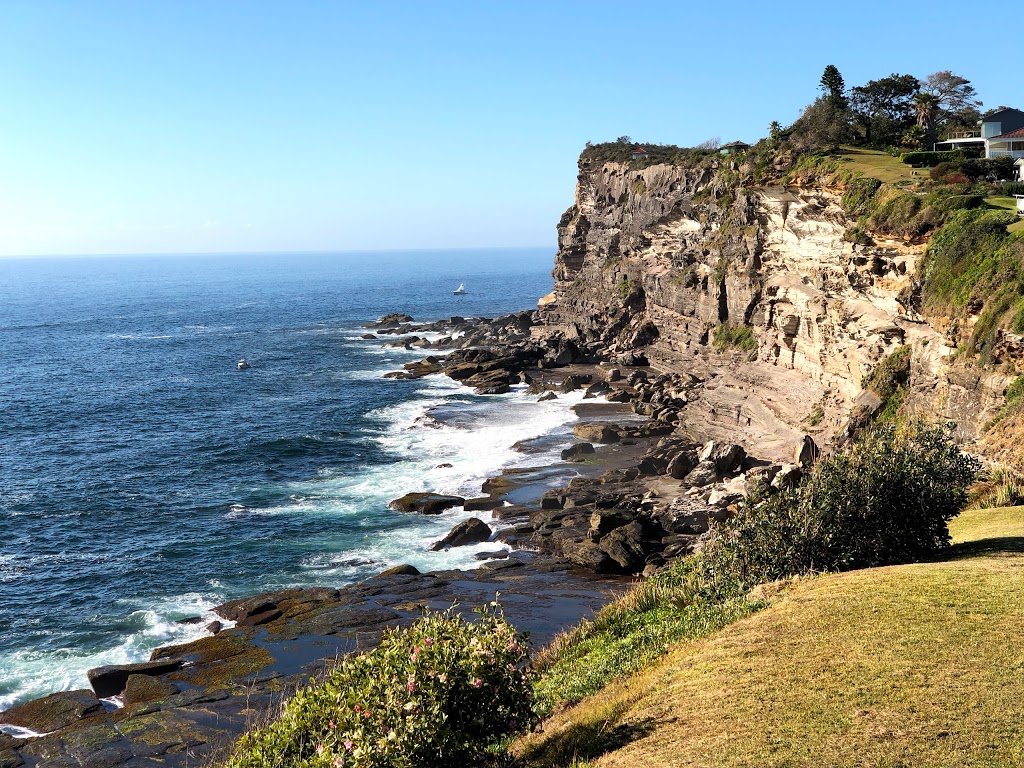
[0, 248, 575, 710]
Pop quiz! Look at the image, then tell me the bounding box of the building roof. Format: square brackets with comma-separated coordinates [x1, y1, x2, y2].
[631, 146, 648, 153]
[992, 127, 1024, 140]
[982, 107, 1024, 123]
[720, 140, 751, 149]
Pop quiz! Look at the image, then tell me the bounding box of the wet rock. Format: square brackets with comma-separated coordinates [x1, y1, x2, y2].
[473, 549, 510, 561]
[490, 504, 531, 521]
[0, 689, 103, 734]
[379, 564, 421, 576]
[122, 674, 179, 708]
[430, 518, 492, 550]
[205, 620, 223, 635]
[389, 492, 466, 515]
[584, 381, 610, 398]
[88, 660, 184, 698]
[559, 374, 592, 393]
[572, 423, 620, 443]
[366, 313, 414, 329]
[463, 496, 499, 512]
[561, 442, 595, 461]
[537, 391, 558, 402]
[683, 460, 719, 488]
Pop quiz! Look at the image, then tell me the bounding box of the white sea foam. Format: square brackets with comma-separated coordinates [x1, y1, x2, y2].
[0, 594, 218, 711]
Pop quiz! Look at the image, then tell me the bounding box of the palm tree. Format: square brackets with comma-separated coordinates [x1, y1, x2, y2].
[913, 92, 940, 146]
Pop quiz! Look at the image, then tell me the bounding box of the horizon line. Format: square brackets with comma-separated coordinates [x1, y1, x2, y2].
[0, 244, 557, 261]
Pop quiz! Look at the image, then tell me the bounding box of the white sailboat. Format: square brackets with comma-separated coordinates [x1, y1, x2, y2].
[453, 282, 466, 295]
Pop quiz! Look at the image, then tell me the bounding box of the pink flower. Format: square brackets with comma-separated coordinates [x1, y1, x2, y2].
[412, 646, 420, 658]
[354, 704, 362, 712]
[363, 710, 371, 719]
[329, 720, 336, 730]
[473, 677, 483, 688]
[438, 672, 447, 683]
[423, 638, 433, 647]
[407, 681, 416, 692]
[344, 740, 353, 751]
[316, 744, 325, 756]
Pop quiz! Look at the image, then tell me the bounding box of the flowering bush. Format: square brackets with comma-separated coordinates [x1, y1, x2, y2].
[226, 603, 535, 767]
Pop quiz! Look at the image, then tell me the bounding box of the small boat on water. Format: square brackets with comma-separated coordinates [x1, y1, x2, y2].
[453, 282, 466, 295]
[237, 358, 251, 370]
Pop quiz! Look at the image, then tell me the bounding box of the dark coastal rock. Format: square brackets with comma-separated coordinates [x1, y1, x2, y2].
[87, 660, 183, 698]
[559, 374, 592, 393]
[589, 509, 634, 538]
[561, 539, 615, 572]
[537, 391, 558, 402]
[666, 449, 698, 480]
[474, 549, 510, 561]
[215, 587, 341, 626]
[463, 496, 499, 512]
[388, 492, 465, 515]
[122, 674, 179, 707]
[795, 434, 820, 467]
[584, 380, 610, 398]
[0, 689, 103, 734]
[430, 518, 492, 550]
[561, 442, 595, 461]
[379, 564, 421, 576]
[572, 423, 620, 443]
[683, 460, 719, 488]
[366, 313, 414, 328]
[600, 521, 650, 571]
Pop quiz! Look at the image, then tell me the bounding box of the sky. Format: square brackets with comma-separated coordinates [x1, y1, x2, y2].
[0, 1, 1011, 257]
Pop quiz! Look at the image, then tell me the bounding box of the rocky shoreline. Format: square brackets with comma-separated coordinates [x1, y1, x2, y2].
[0, 309, 812, 768]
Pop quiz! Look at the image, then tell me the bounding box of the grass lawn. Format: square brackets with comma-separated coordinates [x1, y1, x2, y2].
[835, 146, 924, 185]
[1010, 218, 1024, 234]
[985, 196, 1017, 211]
[518, 505, 1024, 767]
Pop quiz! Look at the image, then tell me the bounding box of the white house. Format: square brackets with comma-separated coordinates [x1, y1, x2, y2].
[935, 107, 1024, 160]
[1015, 195, 1024, 217]
[1017, 158, 1024, 181]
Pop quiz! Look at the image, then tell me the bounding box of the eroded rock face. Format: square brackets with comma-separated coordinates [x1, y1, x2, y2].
[537, 157, 1006, 456]
[388, 493, 466, 515]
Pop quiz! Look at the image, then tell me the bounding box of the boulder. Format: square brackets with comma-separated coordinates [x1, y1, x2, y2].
[537, 391, 558, 402]
[584, 381, 610, 398]
[666, 449, 698, 480]
[795, 434, 820, 467]
[388, 492, 465, 515]
[561, 443, 596, 461]
[378, 564, 421, 577]
[572, 423, 620, 444]
[87, 660, 184, 698]
[367, 313, 414, 329]
[463, 496, 499, 512]
[430, 518, 492, 551]
[0, 689, 103, 733]
[589, 509, 634, 538]
[599, 522, 649, 572]
[559, 374, 592, 393]
[772, 463, 803, 489]
[683, 460, 719, 488]
[561, 539, 615, 572]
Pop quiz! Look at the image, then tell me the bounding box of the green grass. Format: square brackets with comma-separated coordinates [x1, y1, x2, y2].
[836, 146, 924, 184]
[519, 505, 1024, 768]
[712, 323, 756, 353]
[985, 195, 1017, 211]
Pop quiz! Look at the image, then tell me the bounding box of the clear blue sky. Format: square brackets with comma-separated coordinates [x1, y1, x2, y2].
[0, 1, 1008, 257]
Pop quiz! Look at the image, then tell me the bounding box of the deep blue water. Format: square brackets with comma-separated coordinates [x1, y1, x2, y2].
[0, 249, 571, 709]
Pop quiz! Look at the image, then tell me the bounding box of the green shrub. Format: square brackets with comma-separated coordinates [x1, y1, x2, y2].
[1001, 182, 1024, 197]
[712, 323, 756, 352]
[899, 150, 966, 166]
[226, 604, 535, 768]
[708, 420, 980, 585]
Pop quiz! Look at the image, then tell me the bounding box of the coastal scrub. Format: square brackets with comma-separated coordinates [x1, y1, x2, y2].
[225, 603, 535, 768]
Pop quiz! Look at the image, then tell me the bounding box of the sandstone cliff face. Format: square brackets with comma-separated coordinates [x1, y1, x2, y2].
[539, 157, 1010, 460]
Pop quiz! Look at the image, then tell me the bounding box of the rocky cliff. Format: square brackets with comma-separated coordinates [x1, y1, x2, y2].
[537, 154, 1011, 461]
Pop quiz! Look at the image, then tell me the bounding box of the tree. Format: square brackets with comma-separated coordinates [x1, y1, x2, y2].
[616, 135, 632, 144]
[914, 91, 941, 145]
[768, 120, 782, 140]
[921, 71, 983, 141]
[819, 64, 848, 110]
[849, 73, 919, 146]
[790, 97, 851, 151]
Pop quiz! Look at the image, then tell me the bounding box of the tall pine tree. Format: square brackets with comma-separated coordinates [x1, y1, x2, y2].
[819, 65, 849, 110]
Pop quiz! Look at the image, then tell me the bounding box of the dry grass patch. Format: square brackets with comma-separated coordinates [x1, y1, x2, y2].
[519, 506, 1024, 768]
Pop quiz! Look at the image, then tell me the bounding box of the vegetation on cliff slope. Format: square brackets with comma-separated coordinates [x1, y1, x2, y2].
[532, 420, 977, 718]
[517, 504, 1024, 768]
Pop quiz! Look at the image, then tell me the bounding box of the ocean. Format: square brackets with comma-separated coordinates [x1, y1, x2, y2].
[0, 248, 577, 710]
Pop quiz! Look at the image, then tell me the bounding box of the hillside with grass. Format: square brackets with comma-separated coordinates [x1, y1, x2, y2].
[516, 503, 1024, 768]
